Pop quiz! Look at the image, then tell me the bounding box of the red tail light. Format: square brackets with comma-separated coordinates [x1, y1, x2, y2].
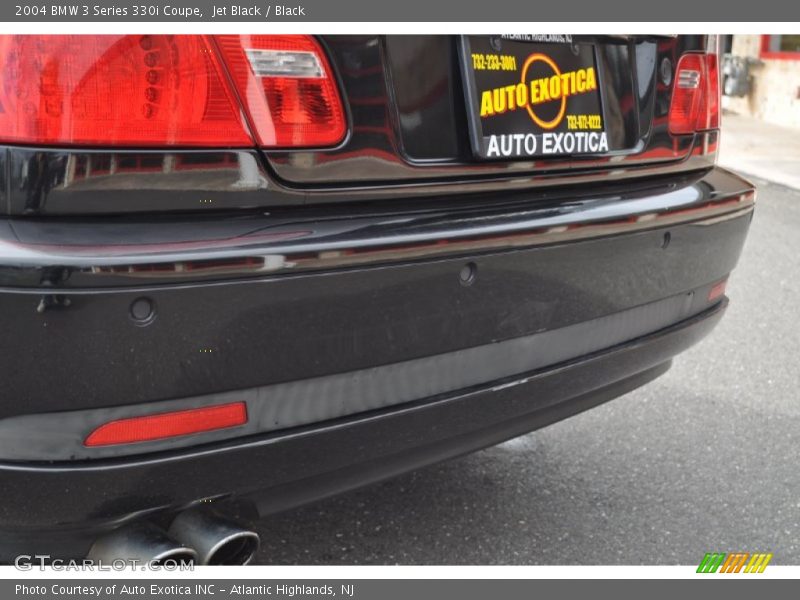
[215, 35, 347, 148]
[0, 35, 346, 149]
[669, 52, 720, 135]
[84, 402, 248, 447]
[0, 35, 253, 147]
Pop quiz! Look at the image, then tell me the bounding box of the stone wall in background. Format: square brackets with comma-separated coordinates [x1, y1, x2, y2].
[723, 34, 800, 129]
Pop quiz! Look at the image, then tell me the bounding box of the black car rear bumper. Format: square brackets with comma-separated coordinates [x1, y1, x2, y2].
[1, 301, 723, 561]
[0, 166, 754, 559]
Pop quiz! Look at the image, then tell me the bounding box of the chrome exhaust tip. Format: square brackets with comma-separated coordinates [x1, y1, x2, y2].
[87, 522, 197, 566]
[168, 508, 260, 565]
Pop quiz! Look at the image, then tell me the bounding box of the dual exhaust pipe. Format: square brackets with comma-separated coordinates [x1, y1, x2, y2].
[87, 509, 260, 566]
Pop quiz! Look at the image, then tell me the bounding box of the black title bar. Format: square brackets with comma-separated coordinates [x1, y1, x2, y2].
[4, 0, 800, 22]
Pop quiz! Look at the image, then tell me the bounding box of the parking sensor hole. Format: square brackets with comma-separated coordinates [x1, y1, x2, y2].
[459, 262, 478, 286]
[130, 297, 156, 325]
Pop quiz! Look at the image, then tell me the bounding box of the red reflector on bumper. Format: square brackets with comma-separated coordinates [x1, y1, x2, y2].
[708, 279, 728, 302]
[84, 402, 248, 447]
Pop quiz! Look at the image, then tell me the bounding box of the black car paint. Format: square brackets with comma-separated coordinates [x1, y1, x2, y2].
[0, 169, 752, 418]
[3, 36, 706, 216]
[0, 165, 753, 560]
[0, 302, 723, 561]
[0, 34, 754, 561]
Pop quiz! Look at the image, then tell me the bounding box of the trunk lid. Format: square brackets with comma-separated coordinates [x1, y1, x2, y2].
[263, 34, 714, 189]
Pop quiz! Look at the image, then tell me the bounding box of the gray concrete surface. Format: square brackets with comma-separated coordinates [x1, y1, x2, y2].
[720, 112, 800, 190]
[252, 176, 800, 565]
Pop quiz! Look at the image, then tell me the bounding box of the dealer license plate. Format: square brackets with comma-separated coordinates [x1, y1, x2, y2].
[460, 35, 608, 160]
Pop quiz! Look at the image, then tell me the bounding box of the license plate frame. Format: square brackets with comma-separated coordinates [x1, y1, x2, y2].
[459, 35, 608, 160]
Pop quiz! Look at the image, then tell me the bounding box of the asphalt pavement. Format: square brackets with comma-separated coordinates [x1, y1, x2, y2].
[252, 174, 800, 565]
